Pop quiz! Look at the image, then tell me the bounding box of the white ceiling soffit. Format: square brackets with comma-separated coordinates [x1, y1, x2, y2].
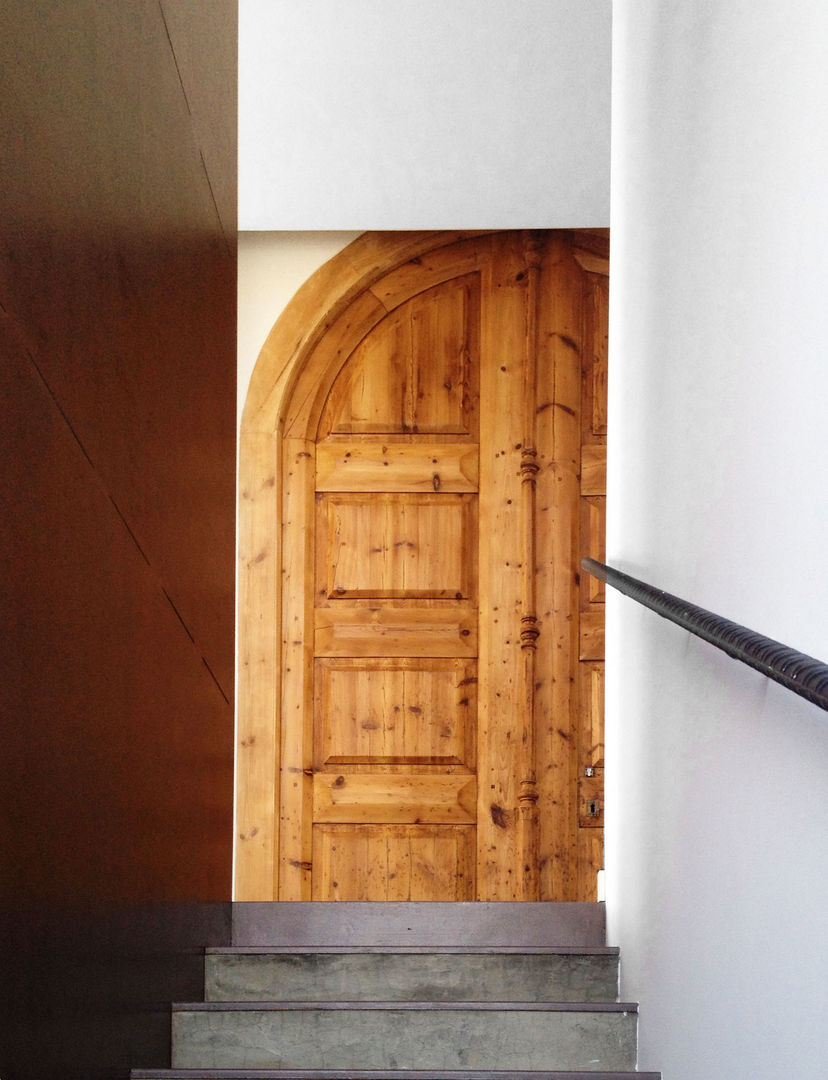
[239, 0, 611, 230]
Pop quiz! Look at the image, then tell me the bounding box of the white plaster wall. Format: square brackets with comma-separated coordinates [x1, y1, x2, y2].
[237, 231, 362, 418]
[239, 0, 610, 229]
[608, 2, 828, 1077]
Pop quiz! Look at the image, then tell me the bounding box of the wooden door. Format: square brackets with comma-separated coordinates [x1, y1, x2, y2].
[237, 230, 607, 902]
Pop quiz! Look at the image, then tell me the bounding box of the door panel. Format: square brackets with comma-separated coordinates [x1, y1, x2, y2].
[316, 442, 478, 493]
[316, 492, 477, 600]
[322, 275, 478, 436]
[313, 773, 477, 824]
[314, 657, 477, 767]
[272, 231, 607, 902]
[312, 824, 476, 901]
[315, 604, 478, 658]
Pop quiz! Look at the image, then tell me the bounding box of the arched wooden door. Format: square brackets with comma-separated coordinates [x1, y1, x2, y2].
[237, 231, 607, 902]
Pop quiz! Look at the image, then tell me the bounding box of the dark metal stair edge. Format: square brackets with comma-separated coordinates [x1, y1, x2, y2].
[206, 946, 620, 956]
[172, 1000, 639, 1013]
[132, 1071, 661, 1079]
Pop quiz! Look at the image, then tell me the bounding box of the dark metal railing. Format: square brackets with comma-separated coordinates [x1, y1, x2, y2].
[582, 558, 828, 712]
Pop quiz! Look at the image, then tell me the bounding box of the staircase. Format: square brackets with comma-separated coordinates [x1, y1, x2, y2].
[131, 902, 660, 1080]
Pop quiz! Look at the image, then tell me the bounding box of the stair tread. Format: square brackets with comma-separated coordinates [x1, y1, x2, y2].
[174, 1000, 638, 1013]
[207, 946, 619, 956]
[133, 1071, 661, 1079]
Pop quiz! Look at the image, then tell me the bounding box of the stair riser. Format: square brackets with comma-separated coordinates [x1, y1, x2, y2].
[231, 903, 606, 948]
[171, 1008, 637, 1071]
[205, 953, 618, 1003]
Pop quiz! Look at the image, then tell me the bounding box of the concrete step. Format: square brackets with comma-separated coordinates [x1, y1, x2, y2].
[205, 947, 619, 1003]
[134, 1071, 661, 1079]
[230, 903, 606, 949]
[170, 1000, 638, 1072]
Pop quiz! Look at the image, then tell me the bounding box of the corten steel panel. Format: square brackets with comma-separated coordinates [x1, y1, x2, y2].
[0, 0, 236, 908]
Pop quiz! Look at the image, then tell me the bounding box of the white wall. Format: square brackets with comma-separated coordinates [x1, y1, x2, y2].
[239, 0, 610, 229]
[608, 3, 828, 1077]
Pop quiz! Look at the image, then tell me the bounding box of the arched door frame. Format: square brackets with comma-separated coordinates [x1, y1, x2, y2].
[235, 231, 495, 899]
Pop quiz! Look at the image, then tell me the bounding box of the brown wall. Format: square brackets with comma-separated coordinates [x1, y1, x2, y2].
[0, 0, 237, 906]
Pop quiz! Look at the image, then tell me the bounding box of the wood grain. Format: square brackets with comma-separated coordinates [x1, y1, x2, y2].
[312, 825, 476, 900]
[237, 230, 607, 902]
[316, 442, 478, 493]
[476, 232, 526, 899]
[316, 492, 477, 600]
[578, 662, 606, 772]
[580, 444, 606, 496]
[315, 605, 478, 658]
[321, 275, 479, 436]
[576, 237, 608, 902]
[314, 773, 477, 824]
[535, 233, 583, 901]
[579, 611, 606, 661]
[580, 496, 607, 606]
[314, 657, 477, 767]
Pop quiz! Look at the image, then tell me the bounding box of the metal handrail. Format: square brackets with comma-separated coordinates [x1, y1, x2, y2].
[582, 558, 828, 712]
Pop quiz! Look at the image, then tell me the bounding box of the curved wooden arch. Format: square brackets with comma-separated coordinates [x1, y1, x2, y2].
[236, 231, 495, 898]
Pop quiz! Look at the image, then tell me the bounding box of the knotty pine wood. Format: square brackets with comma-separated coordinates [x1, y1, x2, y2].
[475, 233, 528, 899]
[316, 441, 479, 493]
[278, 437, 318, 900]
[313, 773, 477, 824]
[236, 230, 608, 902]
[322, 276, 478, 435]
[315, 492, 477, 600]
[576, 249, 609, 894]
[579, 612, 606, 661]
[237, 233, 489, 899]
[315, 603, 478, 658]
[580, 443, 607, 496]
[312, 824, 476, 901]
[236, 434, 281, 897]
[535, 235, 586, 901]
[314, 657, 477, 768]
[579, 662, 606, 774]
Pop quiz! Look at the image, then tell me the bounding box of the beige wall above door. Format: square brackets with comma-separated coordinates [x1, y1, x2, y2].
[237, 230, 607, 901]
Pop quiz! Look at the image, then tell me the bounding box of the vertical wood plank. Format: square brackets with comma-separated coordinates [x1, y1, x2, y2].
[312, 825, 474, 900]
[576, 247, 608, 901]
[279, 437, 317, 900]
[516, 231, 544, 900]
[235, 430, 280, 899]
[476, 233, 526, 899]
[535, 233, 584, 901]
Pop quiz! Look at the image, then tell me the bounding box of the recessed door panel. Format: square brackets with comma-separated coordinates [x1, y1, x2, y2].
[313, 773, 477, 824]
[315, 604, 478, 657]
[316, 492, 476, 601]
[316, 442, 478, 493]
[322, 275, 479, 436]
[311, 824, 476, 900]
[315, 657, 477, 766]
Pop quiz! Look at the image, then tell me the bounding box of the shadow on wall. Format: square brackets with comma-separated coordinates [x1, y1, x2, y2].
[0, 903, 232, 1080]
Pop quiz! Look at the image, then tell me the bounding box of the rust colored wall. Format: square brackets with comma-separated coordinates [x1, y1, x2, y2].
[0, 1, 236, 906]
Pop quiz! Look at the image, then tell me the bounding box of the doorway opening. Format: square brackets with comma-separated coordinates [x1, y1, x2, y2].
[236, 230, 607, 901]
